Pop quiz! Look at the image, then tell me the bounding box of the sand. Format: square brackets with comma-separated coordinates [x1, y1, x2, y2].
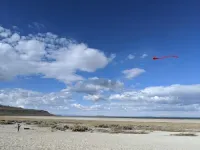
[1, 124, 200, 150]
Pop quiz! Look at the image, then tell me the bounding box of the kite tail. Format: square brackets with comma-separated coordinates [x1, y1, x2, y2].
[160, 56, 178, 59]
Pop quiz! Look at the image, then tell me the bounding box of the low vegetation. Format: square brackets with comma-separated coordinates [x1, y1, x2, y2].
[1, 116, 200, 134]
[171, 132, 198, 136]
[94, 128, 110, 133]
[108, 125, 149, 134]
[70, 124, 90, 132]
[51, 124, 69, 131]
[0, 120, 16, 125]
[37, 121, 56, 127]
[123, 130, 149, 134]
[95, 124, 133, 130]
[95, 124, 110, 128]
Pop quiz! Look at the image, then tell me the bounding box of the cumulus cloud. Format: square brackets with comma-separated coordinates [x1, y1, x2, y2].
[69, 84, 200, 114]
[71, 103, 102, 111]
[141, 53, 148, 58]
[68, 81, 105, 95]
[88, 78, 124, 90]
[1, 84, 200, 115]
[0, 26, 12, 38]
[122, 68, 145, 79]
[0, 88, 72, 109]
[6, 33, 20, 43]
[83, 94, 106, 101]
[101, 84, 200, 114]
[109, 84, 200, 104]
[68, 78, 124, 94]
[0, 26, 114, 83]
[127, 54, 135, 60]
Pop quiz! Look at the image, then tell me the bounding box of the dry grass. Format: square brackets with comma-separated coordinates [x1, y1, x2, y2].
[122, 130, 149, 134]
[95, 124, 133, 130]
[0, 120, 16, 125]
[51, 124, 69, 131]
[108, 125, 149, 134]
[70, 124, 91, 132]
[1, 116, 200, 133]
[93, 122, 198, 132]
[95, 124, 110, 128]
[171, 132, 198, 136]
[122, 125, 133, 130]
[37, 121, 56, 127]
[94, 128, 111, 133]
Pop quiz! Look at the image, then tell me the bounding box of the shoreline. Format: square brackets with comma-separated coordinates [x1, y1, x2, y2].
[2, 116, 200, 123]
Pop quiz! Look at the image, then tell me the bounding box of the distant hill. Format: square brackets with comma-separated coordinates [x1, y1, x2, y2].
[0, 105, 54, 116]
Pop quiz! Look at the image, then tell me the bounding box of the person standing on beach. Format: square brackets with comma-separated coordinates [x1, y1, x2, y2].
[17, 123, 21, 132]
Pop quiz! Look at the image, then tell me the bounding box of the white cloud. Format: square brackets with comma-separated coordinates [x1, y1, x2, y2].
[15, 40, 46, 61]
[109, 84, 200, 104]
[83, 94, 105, 101]
[109, 54, 116, 62]
[12, 26, 18, 30]
[122, 68, 145, 79]
[1, 84, 200, 115]
[100, 84, 200, 115]
[69, 81, 105, 94]
[0, 26, 113, 83]
[0, 42, 38, 80]
[141, 53, 148, 58]
[0, 27, 11, 38]
[69, 84, 200, 114]
[104, 102, 200, 115]
[88, 78, 124, 90]
[0, 88, 72, 109]
[68, 78, 124, 94]
[127, 54, 135, 60]
[28, 22, 45, 29]
[89, 77, 99, 80]
[71, 103, 102, 111]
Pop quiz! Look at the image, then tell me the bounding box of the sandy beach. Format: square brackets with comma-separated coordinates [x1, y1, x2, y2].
[1, 117, 200, 150]
[0, 116, 200, 150]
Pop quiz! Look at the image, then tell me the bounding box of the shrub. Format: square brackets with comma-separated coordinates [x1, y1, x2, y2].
[171, 132, 197, 136]
[110, 124, 120, 128]
[110, 126, 123, 133]
[63, 125, 69, 130]
[37, 121, 55, 127]
[95, 124, 109, 128]
[25, 121, 32, 125]
[122, 125, 133, 130]
[0, 120, 16, 125]
[52, 124, 69, 131]
[95, 128, 110, 133]
[71, 124, 90, 132]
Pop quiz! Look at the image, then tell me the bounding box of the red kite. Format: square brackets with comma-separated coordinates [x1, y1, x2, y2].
[153, 56, 178, 60]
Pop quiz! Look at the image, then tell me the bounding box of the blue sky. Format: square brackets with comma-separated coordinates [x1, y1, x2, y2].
[0, 0, 200, 117]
